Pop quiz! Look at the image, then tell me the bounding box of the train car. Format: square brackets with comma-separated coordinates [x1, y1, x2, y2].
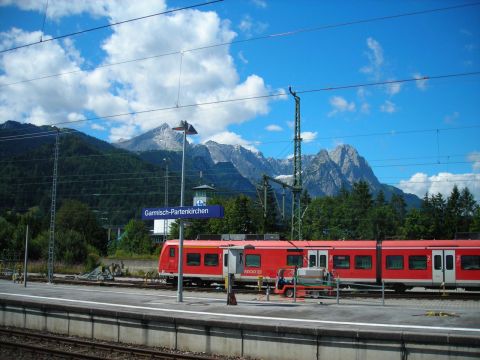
[158, 239, 378, 285]
[158, 239, 480, 290]
[381, 240, 480, 292]
[158, 239, 306, 285]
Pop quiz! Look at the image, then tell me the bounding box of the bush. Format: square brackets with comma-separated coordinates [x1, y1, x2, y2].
[85, 253, 100, 272]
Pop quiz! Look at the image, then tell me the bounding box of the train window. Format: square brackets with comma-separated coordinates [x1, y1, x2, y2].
[204, 254, 218, 266]
[333, 255, 350, 269]
[408, 255, 427, 270]
[246, 254, 261, 267]
[287, 255, 303, 266]
[446, 255, 454, 270]
[461, 256, 480, 270]
[386, 255, 404, 270]
[319, 255, 327, 268]
[309, 255, 316, 267]
[355, 255, 372, 269]
[169, 247, 175, 257]
[434, 255, 442, 270]
[186, 253, 201, 266]
[224, 253, 228, 267]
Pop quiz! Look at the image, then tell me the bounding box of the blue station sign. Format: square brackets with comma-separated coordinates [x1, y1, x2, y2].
[142, 205, 224, 220]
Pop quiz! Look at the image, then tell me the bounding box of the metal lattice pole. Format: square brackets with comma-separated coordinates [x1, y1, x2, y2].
[47, 128, 59, 283]
[289, 87, 302, 240]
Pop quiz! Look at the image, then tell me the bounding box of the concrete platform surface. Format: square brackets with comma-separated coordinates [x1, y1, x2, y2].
[0, 280, 479, 337]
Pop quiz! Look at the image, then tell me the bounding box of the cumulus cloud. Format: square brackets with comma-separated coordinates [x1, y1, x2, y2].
[0, 0, 279, 143]
[238, 14, 268, 38]
[385, 80, 401, 95]
[0, 28, 88, 125]
[413, 73, 428, 91]
[251, 0, 267, 8]
[444, 111, 459, 124]
[468, 151, 480, 171]
[205, 131, 258, 152]
[301, 131, 317, 143]
[328, 96, 355, 117]
[398, 172, 480, 201]
[360, 37, 383, 78]
[266, 124, 282, 132]
[380, 100, 397, 113]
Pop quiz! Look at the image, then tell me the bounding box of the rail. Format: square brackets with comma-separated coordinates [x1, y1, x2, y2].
[0, 327, 221, 360]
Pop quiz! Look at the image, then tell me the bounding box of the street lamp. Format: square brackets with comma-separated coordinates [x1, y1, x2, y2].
[172, 120, 197, 302]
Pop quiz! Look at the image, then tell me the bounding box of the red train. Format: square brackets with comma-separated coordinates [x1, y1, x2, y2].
[158, 239, 480, 292]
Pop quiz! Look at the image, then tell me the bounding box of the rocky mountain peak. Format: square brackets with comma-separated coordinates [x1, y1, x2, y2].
[114, 123, 183, 152]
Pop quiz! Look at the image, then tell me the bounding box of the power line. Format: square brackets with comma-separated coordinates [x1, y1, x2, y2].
[2, 1, 479, 88]
[0, 70, 478, 138]
[0, 0, 224, 54]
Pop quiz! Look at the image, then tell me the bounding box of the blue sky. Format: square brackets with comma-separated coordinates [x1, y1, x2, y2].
[0, 0, 479, 199]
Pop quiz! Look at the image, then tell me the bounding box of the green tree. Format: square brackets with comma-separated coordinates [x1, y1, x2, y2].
[402, 208, 429, 239]
[350, 181, 373, 239]
[56, 200, 107, 254]
[55, 229, 88, 265]
[445, 185, 461, 238]
[0, 216, 15, 251]
[227, 195, 258, 233]
[459, 187, 477, 233]
[118, 219, 153, 255]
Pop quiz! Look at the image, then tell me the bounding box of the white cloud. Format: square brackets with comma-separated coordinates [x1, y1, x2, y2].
[413, 73, 428, 91]
[468, 151, 480, 171]
[251, 0, 267, 8]
[91, 123, 106, 131]
[301, 131, 317, 143]
[0, 28, 88, 125]
[360, 37, 383, 78]
[238, 14, 268, 38]
[385, 80, 401, 95]
[444, 111, 460, 124]
[360, 102, 370, 114]
[380, 100, 397, 113]
[328, 96, 355, 117]
[0, 1, 279, 143]
[238, 51, 248, 64]
[398, 172, 480, 201]
[266, 124, 282, 132]
[205, 131, 258, 152]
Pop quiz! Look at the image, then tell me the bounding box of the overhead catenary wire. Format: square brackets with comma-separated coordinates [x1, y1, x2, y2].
[2, 1, 479, 88]
[0, 0, 224, 54]
[0, 70, 479, 141]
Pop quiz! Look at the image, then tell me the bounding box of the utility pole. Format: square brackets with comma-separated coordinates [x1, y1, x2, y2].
[47, 128, 60, 283]
[289, 86, 302, 240]
[24, 224, 29, 287]
[259, 88, 303, 240]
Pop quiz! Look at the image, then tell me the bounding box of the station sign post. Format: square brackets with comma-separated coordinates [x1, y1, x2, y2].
[142, 205, 224, 220]
[142, 204, 224, 302]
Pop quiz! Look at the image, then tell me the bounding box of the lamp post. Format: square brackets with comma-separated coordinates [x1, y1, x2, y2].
[172, 120, 197, 302]
[163, 158, 168, 242]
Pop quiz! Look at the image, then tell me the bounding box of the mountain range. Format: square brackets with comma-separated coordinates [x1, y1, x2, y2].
[0, 120, 420, 222]
[115, 123, 420, 206]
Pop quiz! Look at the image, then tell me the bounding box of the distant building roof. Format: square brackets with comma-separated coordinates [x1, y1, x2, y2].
[193, 185, 216, 191]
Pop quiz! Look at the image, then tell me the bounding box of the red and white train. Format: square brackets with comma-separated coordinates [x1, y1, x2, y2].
[158, 239, 480, 292]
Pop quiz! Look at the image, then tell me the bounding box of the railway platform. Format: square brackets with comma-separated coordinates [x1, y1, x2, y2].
[0, 280, 479, 360]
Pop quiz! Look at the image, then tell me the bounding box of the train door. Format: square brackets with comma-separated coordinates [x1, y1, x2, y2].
[308, 250, 328, 270]
[432, 250, 456, 285]
[222, 249, 229, 278]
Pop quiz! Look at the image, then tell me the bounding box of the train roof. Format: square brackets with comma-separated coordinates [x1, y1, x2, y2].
[164, 239, 378, 249]
[163, 239, 480, 249]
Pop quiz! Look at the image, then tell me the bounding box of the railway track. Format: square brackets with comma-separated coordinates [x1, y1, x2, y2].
[0, 327, 230, 360]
